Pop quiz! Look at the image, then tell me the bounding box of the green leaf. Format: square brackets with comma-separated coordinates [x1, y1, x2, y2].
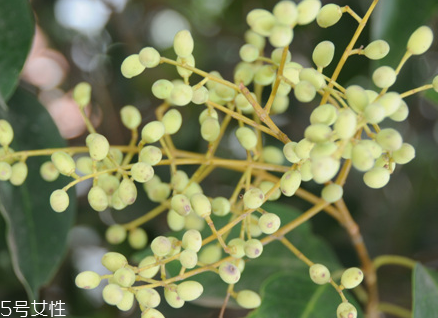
[0, 0, 34, 102]
[413, 263, 438, 317]
[246, 271, 363, 318]
[0, 88, 76, 301]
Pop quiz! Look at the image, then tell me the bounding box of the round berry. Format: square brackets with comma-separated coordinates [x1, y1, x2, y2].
[179, 249, 198, 269]
[337, 303, 357, 318]
[141, 309, 165, 318]
[316, 3, 342, 28]
[177, 281, 203, 301]
[239, 44, 259, 63]
[171, 194, 192, 217]
[236, 127, 257, 150]
[258, 213, 281, 234]
[152, 79, 174, 99]
[141, 121, 165, 144]
[392, 143, 415, 164]
[334, 108, 357, 140]
[341, 267, 364, 289]
[167, 209, 185, 231]
[121, 54, 145, 79]
[102, 284, 124, 305]
[151, 236, 171, 257]
[120, 105, 142, 130]
[118, 179, 137, 205]
[139, 47, 161, 68]
[363, 167, 390, 189]
[0, 162, 12, 181]
[198, 243, 221, 264]
[372, 66, 396, 89]
[219, 262, 241, 284]
[161, 109, 182, 134]
[117, 291, 135, 312]
[50, 189, 69, 213]
[244, 239, 263, 258]
[297, 0, 321, 25]
[321, 183, 343, 203]
[182, 229, 202, 252]
[88, 186, 108, 212]
[75, 271, 101, 289]
[273, 1, 298, 25]
[170, 83, 193, 106]
[106, 224, 127, 245]
[137, 288, 161, 308]
[51, 151, 75, 176]
[407, 25, 433, 55]
[294, 80, 316, 103]
[139, 145, 162, 166]
[0, 119, 14, 147]
[190, 193, 211, 218]
[128, 227, 148, 249]
[201, 117, 220, 142]
[236, 290, 261, 309]
[280, 170, 301, 197]
[40, 161, 59, 182]
[376, 128, 403, 151]
[164, 284, 185, 308]
[173, 30, 194, 58]
[345, 85, 369, 113]
[228, 238, 246, 259]
[138, 256, 160, 279]
[10, 162, 28, 186]
[131, 162, 154, 183]
[312, 40, 335, 68]
[309, 263, 331, 284]
[364, 40, 390, 60]
[113, 267, 136, 287]
[243, 187, 264, 209]
[101, 252, 127, 272]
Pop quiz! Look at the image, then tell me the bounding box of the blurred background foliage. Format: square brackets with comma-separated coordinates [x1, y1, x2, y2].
[1, 0, 438, 317]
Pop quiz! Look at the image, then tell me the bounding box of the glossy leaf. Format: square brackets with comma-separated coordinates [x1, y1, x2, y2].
[0, 88, 76, 301]
[0, 0, 34, 102]
[413, 263, 438, 317]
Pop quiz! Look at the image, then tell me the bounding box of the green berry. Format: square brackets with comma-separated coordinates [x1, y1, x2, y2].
[258, 213, 281, 234]
[139, 145, 162, 166]
[97, 174, 120, 195]
[269, 25, 294, 48]
[334, 108, 357, 140]
[10, 162, 28, 186]
[170, 83, 193, 106]
[321, 183, 343, 203]
[114, 267, 136, 287]
[364, 102, 385, 124]
[376, 128, 403, 151]
[102, 284, 124, 305]
[151, 236, 171, 257]
[138, 256, 160, 278]
[271, 48, 292, 64]
[51, 151, 76, 176]
[294, 80, 316, 103]
[118, 178, 137, 205]
[75, 271, 101, 289]
[311, 156, 340, 184]
[170, 170, 189, 192]
[228, 238, 246, 258]
[40, 161, 59, 182]
[141, 121, 165, 143]
[337, 303, 357, 318]
[139, 47, 161, 68]
[76, 156, 93, 175]
[299, 159, 313, 181]
[379, 92, 402, 116]
[234, 62, 256, 87]
[177, 281, 203, 301]
[280, 170, 301, 197]
[364, 40, 390, 60]
[146, 182, 171, 202]
[173, 30, 194, 58]
[72, 82, 92, 108]
[351, 143, 374, 172]
[137, 288, 161, 308]
[182, 229, 202, 252]
[191, 86, 209, 105]
[106, 224, 127, 245]
[131, 162, 154, 183]
[171, 194, 192, 216]
[243, 187, 264, 209]
[389, 100, 409, 122]
[372, 66, 397, 88]
[392, 143, 415, 164]
[201, 117, 220, 142]
[341, 267, 364, 289]
[273, 1, 298, 25]
[407, 25, 433, 55]
[180, 249, 198, 269]
[345, 85, 369, 113]
[244, 29, 266, 50]
[295, 138, 314, 159]
[363, 167, 390, 189]
[239, 44, 259, 62]
[86, 133, 110, 161]
[88, 186, 108, 212]
[117, 291, 135, 311]
[102, 252, 127, 272]
[244, 239, 263, 258]
[152, 79, 174, 99]
[304, 124, 332, 143]
[259, 180, 281, 201]
[283, 142, 300, 163]
[50, 189, 69, 212]
[211, 197, 231, 216]
[198, 243, 221, 264]
[312, 40, 335, 68]
[141, 309, 165, 318]
[190, 193, 211, 218]
[254, 65, 276, 86]
[0, 120, 14, 147]
[121, 54, 145, 78]
[297, 0, 321, 25]
[128, 227, 148, 249]
[164, 284, 185, 308]
[236, 290, 261, 309]
[219, 261, 241, 284]
[0, 161, 12, 181]
[236, 126, 257, 150]
[161, 109, 182, 136]
[246, 9, 276, 37]
[199, 108, 218, 124]
[309, 264, 331, 284]
[316, 3, 342, 28]
[283, 62, 303, 84]
[299, 68, 326, 90]
[167, 209, 185, 231]
[120, 105, 142, 130]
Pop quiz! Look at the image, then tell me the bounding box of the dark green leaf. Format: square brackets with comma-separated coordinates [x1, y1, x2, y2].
[0, 88, 76, 301]
[412, 263, 438, 317]
[0, 0, 34, 102]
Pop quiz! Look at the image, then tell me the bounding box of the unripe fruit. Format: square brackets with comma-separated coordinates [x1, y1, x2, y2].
[173, 30, 194, 58]
[334, 108, 357, 140]
[310, 142, 337, 159]
[219, 261, 241, 284]
[180, 249, 198, 269]
[234, 63, 256, 87]
[228, 238, 246, 258]
[239, 44, 259, 62]
[341, 267, 364, 289]
[128, 227, 148, 249]
[309, 264, 331, 284]
[106, 224, 127, 245]
[40, 161, 59, 182]
[269, 25, 294, 48]
[254, 65, 276, 86]
[117, 291, 135, 311]
[76, 156, 93, 175]
[182, 229, 202, 252]
[137, 288, 161, 308]
[389, 100, 409, 122]
[372, 66, 396, 88]
[299, 160, 313, 181]
[295, 138, 314, 159]
[190, 193, 211, 218]
[50, 189, 69, 213]
[364, 102, 385, 124]
[304, 124, 332, 143]
[364, 40, 390, 60]
[297, 0, 321, 25]
[0, 162, 12, 181]
[72, 82, 92, 109]
[212, 197, 231, 216]
[88, 186, 108, 212]
[283, 141, 300, 163]
[131, 162, 154, 183]
[280, 170, 301, 197]
[321, 183, 343, 203]
[376, 128, 403, 151]
[244, 239, 263, 258]
[259, 181, 281, 201]
[236, 290, 261, 309]
[312, 41, 335, 68]
[51, 151, 75, 176]
[345, 85, 369, 113]
[379, 92, 402, 117]
[164, 284, 185, 308]
[138, 256, 160, 278]
[191, 86, 209, 105]
[121, 54, 145, 78]
[170, 83, 193, 106]
[199, 108, 218, 124]
[102, 252, 127, 272]
[114, 267, 136, 287]
[271, 48, 292, 65]
[243, 187, 264, 209]
[273, 1, 298, 26]
[363, 167, 390, 189]
[392, 143, 415, 164]
[294, 80, 316, 102]
[10, 162, 28, 186]
[311, 156, 340, 183]
[337, 303, 358, 318]
[120, 105, 141, 130]
[201, 117, 220, 142]
[141, 309, 165, 318]
[86, 133, 110, 161]
[177, 281, 204, 301]
[75, 271, 101, 289]
[141, 121, 165, 143]
[146, 182, 171, 203]
[351, 143, 374, 172]
[151, 236, 171, 257]
[316, 4, 342, 28]
[246, 9, 276, 37]
[102, 284, 124, 305]
[198, 243, 221, 264]
[97, 174, 119, 195]
[152, 79, 173, 99]
[258, 213, 281, 234]
[299, 68, 326, 90]
[139, 146, 162, 166]
[236, 127, 257, 150]
[171, 194, 192, 217]
[167, 209, 185, 231]
[283, 62, 302, 84]
[118, 179, 137, 205]
[407, 25, 433, 55]
[139, 47, 161, 68]
[170, 170, 189, 192]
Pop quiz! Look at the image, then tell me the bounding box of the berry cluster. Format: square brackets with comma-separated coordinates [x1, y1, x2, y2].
[1, 0, 437, 317]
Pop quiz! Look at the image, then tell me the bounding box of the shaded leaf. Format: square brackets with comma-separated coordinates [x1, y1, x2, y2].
[0, 0, 34, 102]
[0, 88, 76, 301]
[413, 263, 438, 317]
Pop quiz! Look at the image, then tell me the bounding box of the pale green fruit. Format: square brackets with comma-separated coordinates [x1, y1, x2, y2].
[128, 227, 148, 249]
[151, 236, 171, 257]
[297, 0, 321, 25]
[341, 267, 364, 289]
[201, 117, 220, 142]
[228, 238, 246, 258]
[321, 183, 343, 203]
[101, 252, 127, 272]
[139, 145, 162, 166]
[10, 161, 28, 186]
[50, 189, 69, 213]
[138, 256, 160, 279]
[72, 82, 91, 109]
[375, 128, 403, 151]
[137, 288, 161, 308]
[179, 249, 198, 269]
[309, 264, 331, 284]
[243, 187, 264, 209]
[51, 151, 75, 176]
[177, 281, 204, 301]
[273, 1, 298, 25]
[141, 121, 165, 143]
[173, 30, 194, 58]
[364, 40, 390, 60]
[219, 262, 241, 284]
[152, 79, 173, 99]
[191, 86, 209, 105]
[283, 141, 300, 163]
[105, 224, 127, 245]
[131, 162, 154, 183]
[271, 48, 292, 64]
[244, 29, 266, 51]
[86, 133, 110, 161]
[407, 26, 433, 55]
[345, 85, 369, 113]
[372, 66, 397, 88]
[316, 4, 342, 28]
[294, 80, 316, 102]
[334, 108, 357, 140]
[246, 9, 276, 37]
[259, 180, 281, 201]
[198, 243, 221, 264]
[392, 143, 415, 164]
[102, 284, 124, 305]
[75, 271, 101, 289]
[244, 239, 263, 258]
[239, 44, 259, 62]
[299, 68, 326, 90]
[170, 83, 193, 106]
[118, 179, 137, 205]
[164, 284, 185, 308]
[88, 186, 108, 212]
[236, 127, 257, 150]
[211, 197, 231, 216]
[363, 167, 390, 189]
[258, 213, 281, 234]
[182, 229, 202, 252]
[141, 309, 165, 318]
[190, 193, 211, 218]
[280, 170, 301, 197]
[121, 54, 145, 78]
[304, 124, 332, 143]
[269, 25, 294, 48]
[312, 40, 335, 67]
[236, 290, 261, 309]
[113, 267, 136, 287]
[171, 194, 192, 216]
[0, 162, 12, 181]
[337, 303, 357, 318]
[311, 156, 340, 183]
[117, 291, 135, 311]
[120, 105, 142, 130]
[262, 146, 284, 165]
[139, 47, 160, 68]
[167, 209, 185, 231]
